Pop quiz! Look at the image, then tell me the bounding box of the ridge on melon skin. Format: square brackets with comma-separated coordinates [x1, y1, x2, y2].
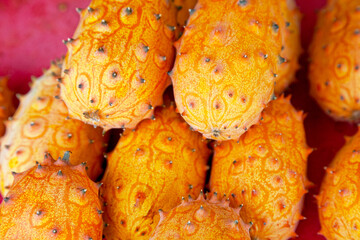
[0, 59, 107, 196]
[60, 0, 177, 131]
[0, 152, 103, 240]
[149, 190, 251, 239]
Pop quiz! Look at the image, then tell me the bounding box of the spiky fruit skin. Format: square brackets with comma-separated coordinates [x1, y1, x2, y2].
[101, 104, 210, 239]
[171, 0, 288, 140]
[60, 0, 177, 131]
[0, 154, 103, 240]
[309, 0, 360, 121]
[210, 96, 310, 240]
[0, 77, 15, 137]
[275, 0, 302, 95]
[174, 0, 198, 28]
[0, 61, 106, 196]
[149, 193, 251, 239]
[317, 129, 360, 239]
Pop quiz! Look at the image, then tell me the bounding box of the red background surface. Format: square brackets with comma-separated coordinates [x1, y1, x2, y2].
[0, 0, 357, 239]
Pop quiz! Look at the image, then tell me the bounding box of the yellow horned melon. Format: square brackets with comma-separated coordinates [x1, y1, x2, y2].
[0, 153, 103, 240]
[61, 0, 177, 130]
[0, 61, 106, 196]
[317, 129, 360, 239]
[171, 0, 289, 140]
[101, 103, 210, 239]
[210, 96, 311, 240]
[275, 0, 302, 94]
[309, 0, 360, 121]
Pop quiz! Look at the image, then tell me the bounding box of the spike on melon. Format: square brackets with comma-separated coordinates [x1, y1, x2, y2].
[174, 0, 198, 35]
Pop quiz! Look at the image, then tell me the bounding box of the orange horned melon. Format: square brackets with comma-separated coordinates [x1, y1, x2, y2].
[317, 128, 360, 239]
[309, 0, 360, 121]
[60, 0, 177, 130]
[0, 77, 15, 137]
[149, 191, 251, 239]
[275, 0, 302, 94]
[171, 0, 300, 140]
[0, 152, 103, 239]
[210, 96, 311, 240]
[100, 103, 210, 239]
[0, 61, 106, 196]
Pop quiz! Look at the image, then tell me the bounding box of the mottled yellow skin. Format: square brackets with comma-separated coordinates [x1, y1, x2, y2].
[171, 0, 289, 140]
[318, 129, 360, 240]
[150, 193, 251, 240]
[210, 96, 310, 240]
[275, 0, 302, 95]
[0, 77, 15, 137]
[0, 154, 103, 240]
[101, 104, 210, 239]
[0, 61, 106, 196]
[309, 0, 360, 121]
[61, 0, 177, 130]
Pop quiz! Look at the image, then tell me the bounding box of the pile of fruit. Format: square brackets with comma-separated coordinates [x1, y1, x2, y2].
[0, 0, 360, 239]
